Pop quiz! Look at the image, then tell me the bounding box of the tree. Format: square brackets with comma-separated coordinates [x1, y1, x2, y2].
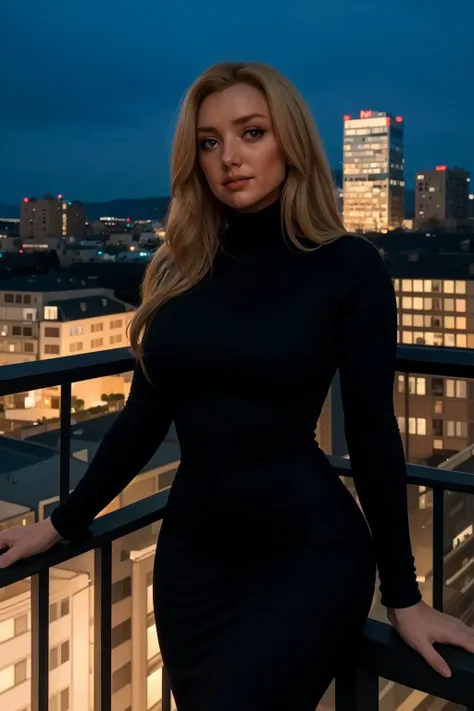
[71, 396, 85, 412]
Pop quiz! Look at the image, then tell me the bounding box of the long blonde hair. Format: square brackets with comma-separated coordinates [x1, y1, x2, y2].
[129, 61, 346, 365]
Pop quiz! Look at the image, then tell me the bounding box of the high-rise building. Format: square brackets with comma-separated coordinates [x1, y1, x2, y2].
[342, 110, 405, 233]
[20, 195, 86, 240]
[415, 166, 471, 229]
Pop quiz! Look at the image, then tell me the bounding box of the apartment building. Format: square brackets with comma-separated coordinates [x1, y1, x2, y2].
[0, 421, 180, 711]
[20, 196, 86, 241]
[0, 274, 134, 423]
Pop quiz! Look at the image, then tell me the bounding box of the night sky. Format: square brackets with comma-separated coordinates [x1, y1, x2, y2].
[2, 0, 472, 204]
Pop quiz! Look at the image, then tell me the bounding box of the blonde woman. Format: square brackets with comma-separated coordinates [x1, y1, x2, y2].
[1, 62, 473, 710]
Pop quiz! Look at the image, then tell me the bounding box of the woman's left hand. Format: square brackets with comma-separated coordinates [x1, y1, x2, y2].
[387, 600, 474, 677]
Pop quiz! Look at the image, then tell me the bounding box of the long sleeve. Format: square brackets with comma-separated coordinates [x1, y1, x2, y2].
[337, 237, 422, 609]
[50, 360, 173, 540]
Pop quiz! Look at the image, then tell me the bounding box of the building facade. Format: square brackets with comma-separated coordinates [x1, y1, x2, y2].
[0, 276, 134, 423]
[415, 166, 471, 229]
[20, 196, 86, 241]
[343, 110, 405, 233]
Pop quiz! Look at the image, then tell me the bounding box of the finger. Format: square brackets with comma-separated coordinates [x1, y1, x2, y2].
[419, 642, 451, 678]
[438, 624, 474, 653]
[0, 546, 20, 569]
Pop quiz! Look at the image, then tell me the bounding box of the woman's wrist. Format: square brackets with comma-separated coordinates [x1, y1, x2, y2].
[42, 517, 64, 544]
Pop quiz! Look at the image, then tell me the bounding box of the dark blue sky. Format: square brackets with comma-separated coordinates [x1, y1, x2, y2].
[2, 0, 472, 204]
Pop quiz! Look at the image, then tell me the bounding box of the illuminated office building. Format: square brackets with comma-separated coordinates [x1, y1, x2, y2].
[343, 110, 405, 233]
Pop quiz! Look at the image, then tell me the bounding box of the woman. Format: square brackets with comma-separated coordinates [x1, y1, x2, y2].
[1, 61, 473, 710]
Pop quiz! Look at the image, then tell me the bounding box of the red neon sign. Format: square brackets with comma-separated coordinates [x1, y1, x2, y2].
[360, 110, 372, 119]
[436, 165, 447, 171]
[23, 197, 29, 203]
[343, 114, 351, 121]
[395, 116, 403, 122]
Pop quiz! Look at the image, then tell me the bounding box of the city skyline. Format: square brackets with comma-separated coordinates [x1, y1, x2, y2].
[2, 0, 472, 204]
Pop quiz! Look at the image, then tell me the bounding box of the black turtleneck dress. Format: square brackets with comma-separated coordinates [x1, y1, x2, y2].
[51, 200, 421, 711]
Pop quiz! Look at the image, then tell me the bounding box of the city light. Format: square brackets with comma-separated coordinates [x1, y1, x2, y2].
[343, 114, 351, 121]
[23, 197, 29, 203]
[395, 116, 403, 122]
[58, 193, 63, 199]
[436, 165, 447, 171]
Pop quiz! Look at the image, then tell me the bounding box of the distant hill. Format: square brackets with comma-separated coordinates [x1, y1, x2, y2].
[0, 197, 171, 222]
[0, 190, 415, 221]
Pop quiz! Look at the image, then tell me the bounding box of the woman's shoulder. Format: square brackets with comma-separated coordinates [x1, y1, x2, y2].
[325, 233, 385, 264]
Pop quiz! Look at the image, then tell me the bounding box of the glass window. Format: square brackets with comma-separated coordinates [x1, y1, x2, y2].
[432, 378, 444, 396]
[401, 280, 412, 292]
[457, 333, 467, 348]
[413, 280, 423, 292]
[4, 294, 14, 303]
[456, 299, 466, 313]
[456, 317, 467, 330]
[397, 416, 405, 433]
[12, 326, 21, 336]
[417, 418, 426, 436]
[393, 279, 399, 291]
[402, 331, 413, 344]
[413, 315, 424, 327]
[455, 281, 466, 294]
[44, 344, 60, 355]
[397, 374, 405, 393]
[424, 280, 432, 292]
[45, 327, 60, 337]
[23, 342, 34, 353]
[409, 417, 416, 435]
[444, 316, 455, 329]
[14, 614, 28, 636]
[432, 418, 443, 436]
[433, 439, 443, 450]
[446, 421, 455, 437]
[402, 314, 412, 326]
[445, 333, 455, 347]
[456, 421, 467, 438]
[432, 280, 441, 292]
[60, 598, 70, 617]
[44, 306, 58, 320]
[434, 400, 443, 414]
[423, 298, 432, 310]
[413, 297, 423, 310]
[14, 659, 27, 685]
[444, 298, 454, 311]
[413, 332, 425, 345]
[444, 280, 455, 294]
[402, 297, 412, 309]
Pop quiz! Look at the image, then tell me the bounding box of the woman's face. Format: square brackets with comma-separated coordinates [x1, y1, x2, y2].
[197, 83, 287, 213]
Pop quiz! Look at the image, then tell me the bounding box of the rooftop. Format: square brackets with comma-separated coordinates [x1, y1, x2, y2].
[45, 294, 133, 321]
[0, 273, 105, 292]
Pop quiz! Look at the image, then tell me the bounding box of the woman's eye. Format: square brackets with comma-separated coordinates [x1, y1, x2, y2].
[244, 129, 264, 139]
[201, 138, 218, 149]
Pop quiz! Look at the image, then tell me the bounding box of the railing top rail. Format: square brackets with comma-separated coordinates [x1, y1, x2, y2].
[0, 347, 135, 396]
[1, 345, 474, 398]
[330, 456, 474, 495]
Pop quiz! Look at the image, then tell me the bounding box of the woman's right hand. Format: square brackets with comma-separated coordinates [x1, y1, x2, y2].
[0, 518, 63, 569]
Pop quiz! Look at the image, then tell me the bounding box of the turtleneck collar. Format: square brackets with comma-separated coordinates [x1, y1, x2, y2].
[221, 198, 285, 255]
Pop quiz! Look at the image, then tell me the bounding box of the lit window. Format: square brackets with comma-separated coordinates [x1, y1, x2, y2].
[413, 280, 423, 293]
[413, 297, 423, 310]
[413, 315, 424, 327]
[433, 439, 443, 450]
[397, 416, 406, 433]
[455, 281, 466, 294]
[456, 334, 467, 348]
[444, 316, 455, 329]
[402, 297, 412, 309]
[44, 306, 58, 320]
[424, 281, 432, 292]
[456, 317, 466, 330]
[402, 314, 412, 326]
[444, 280, 455, 294]
[445, 333, 455, 347]
[456, 299, 466, 313]
[402, 331, 413, 344]
[401, 279, 412, 292]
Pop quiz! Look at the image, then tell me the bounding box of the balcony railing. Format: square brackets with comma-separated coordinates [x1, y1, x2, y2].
[0, 345, 473, 711]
